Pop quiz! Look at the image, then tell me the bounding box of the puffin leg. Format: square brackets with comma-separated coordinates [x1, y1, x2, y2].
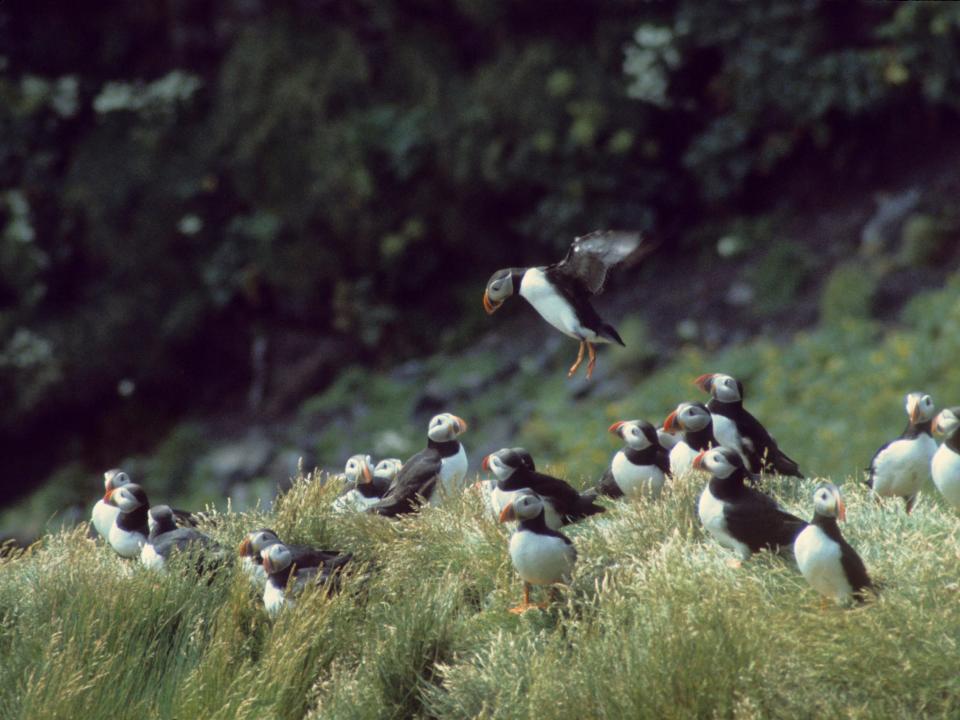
[567, 342, 586, 378]
[585, 342, 597, 379]
[904, 495, 916, 514]
[509, 582, 537, 614]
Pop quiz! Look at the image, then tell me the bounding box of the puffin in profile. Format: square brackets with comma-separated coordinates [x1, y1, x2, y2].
[695, 373, 803, 477]
[483, 448, 604, 528]
[662, 402, 721, 476]
[91, 469, 132, 540]
[794, 483, 873, 606]
[371, 413, 468, 517]
[694, 447, 806, 564]
[141, 505, 222, 573]
[597, 419, 671, 499]
[373, 458, 403, 484]
[499, 493, 577, 613]
[483, 230, 647, 379]
[932, 407, 960, 511]
[866, 391, 937, 513]
[333, 454, 392, 512]
[261, 543, 353, 617]
[238, 528, 344, 587]
[477, 447, 536, 520]
[104, 484, 151, 559]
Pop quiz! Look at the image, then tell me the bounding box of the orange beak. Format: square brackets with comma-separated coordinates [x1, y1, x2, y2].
[483, 290, 501, 315]
[663, 410, 680, 433]
[694, 373, 715, 392]
[481, 454, 491, 471]
[361, 462, 373, 484]
[692, 450, 707, 470]
[238, 537, 252, 558]
[837, 498, 847, 523]
[261, 552, 274, 574]
[909, 401, 921, 425]
[453, 416, 469, 434]
[608, 421, 626, 437]
[103, 489, 113, 503]
[498, 502, 517, 523]
[934, 412, 946, 435]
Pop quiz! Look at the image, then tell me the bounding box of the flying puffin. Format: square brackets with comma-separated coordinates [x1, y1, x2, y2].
[866, 391, 937, 513]
[694, 447, 807, 564]
[261, 542, 353, 617]
[662, 402, 721, 476]
[482, 230, 647, 379]
[238, 528, 345, 587]
[695, 373, 803, 477]
[794, 482, 873, 606]
[932, 407, 960, 511]
[498, 493, 577, 613]
[477, 447, 536, 520]
[104, 484, 151, 559]
[91, 469, 196, 540]
[596, 419, 671, 499]
[483, 448, 604, 528]
[370, 413, 468, 517]
[333, 454, 392, 513]
[140, 505, 222, 573]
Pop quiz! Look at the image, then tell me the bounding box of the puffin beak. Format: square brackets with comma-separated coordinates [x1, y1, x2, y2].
[908, 399, 921, 425]
[453, 416, 469, 434]
[481, 455, 491, 472]
[694, 373, 715, 392]
[692, 451, 707, 470]
[837, 498, 847, 523]
[663, 411, 680, 433]
[103, 489, 113, 503]
[498, 502, 517, 523]
[261, 554, 273, 574]
[608, 421, 625, 437]
[361, 463, 373, 484]
[483, 290, 501, 315]
[933, 412, 946, 436]
[238, 537, 252, 558]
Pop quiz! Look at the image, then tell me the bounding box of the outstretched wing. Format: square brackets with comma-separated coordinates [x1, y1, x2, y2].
[552, 231, 645, 295]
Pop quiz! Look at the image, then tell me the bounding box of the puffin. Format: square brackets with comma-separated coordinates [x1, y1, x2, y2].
[333, 454, 392, 512]
[662, 402, 721, 476]
[104, 484, 151, 559]
[370, 413, 468, 516]
[694, 447, 807, 563]
[932, 407, 960, 511]
[794, 482, 873, 606]
[596, 419, 671, 499]
[866, 391, 937, 512]
[483, 447, 604, 528]
[261, 542, 353, 617]
[238, 528, 344, 587]
[478, 447, 538, 520]
[373, 458, 403, 484]
[482, 230, 646, 379]
[499, 493, 577, 613]
[695, 373, 803, 477]
[91, 469, 132, 540]
[140, 505, 222, 573]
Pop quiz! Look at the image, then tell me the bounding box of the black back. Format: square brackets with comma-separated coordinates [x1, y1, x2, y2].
[811, 514, 873, 600]
[710, 467, 807, 552]
[866, 418, 934, 488]
[370, 443, 448, 517]
[499, 467, 604, 524]
[708, 398, 803, 477]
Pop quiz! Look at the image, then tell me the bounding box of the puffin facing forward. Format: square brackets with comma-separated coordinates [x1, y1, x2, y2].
[932, 408, 960, 511]
[662, 402, 721, 476]
[333, 454, 392, 512]
[867, 392, 937, 513]
[597, 419, 671, 499]
[794, 483, 873, 606]
[91, 469, 132, 540]
[483, 231, 646, 379]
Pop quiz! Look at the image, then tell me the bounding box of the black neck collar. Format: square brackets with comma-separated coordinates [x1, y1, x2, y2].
[945, 428, 960, 454]
[707, 397, 742, 417]
[117, 506, 148, 535]
[811, 512, 843, 543]
[707, 469, 751, 501]
[903, 419, 933, 439]
[428, 438, 461, 458]
[623, 445, 659, 465]
[684, 424, 716, 451]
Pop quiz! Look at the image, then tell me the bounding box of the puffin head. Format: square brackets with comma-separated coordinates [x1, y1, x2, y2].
[102, 468, 131, 501]
[109, 483, 149, 513]
[482, 447, 527, 480]
[261, 543, 293, 576]
[695, 373, 742, 403]
[663, 402, 712, 434]
[427, 413, 469, 442]
[343, 454, 374, 485]
[483, 269, 516, 314]
[498, 492, 544, 523]
[934, 408, 960, 437]
[510, 447, 536, 472]
[373, 458, 403, 482]
[905, 391, 935, 425]
[812, 482, 845, 522]
[609, 419, 658, 450]
[692, 447, 742, 478]
[239, 528, 280, 561]
[147, 505, 177, 535]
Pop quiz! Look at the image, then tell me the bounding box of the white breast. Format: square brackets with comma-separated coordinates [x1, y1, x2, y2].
[710, 414, 755, 470]
[670, 442, 702, 477]
[794, 525, 853, 604]
[263, 581, 288, 617]
[140, 542, 166, 571]
[932, 444, 960, 510]
[108, 525, 146, 559]
[241, 556, 267, 587]
[611, 451, 666, 499]
[508, 529, 576, 586]
[332, 489, 380, 513]
[697, 486, 751, 560]
[519, 268, 602, 342]
[91, 500, 119, 540]
[871, 435, 937, 498]
[436, 445, 468, 502]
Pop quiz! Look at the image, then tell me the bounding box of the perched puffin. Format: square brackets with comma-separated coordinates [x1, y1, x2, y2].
[238, 529, 344, 587]
[91, 469, 132, 540]
[694, 447, 807, 563]
[695, 373, 803, 477]
[333, 454, 392, 512]
[105, 484, 151, 559]
[483, 231, 646, 379]
[794, 483, 873, 606]
[373, 458, 403, 484]
[596, 420, 671, 499]
[499, 493, 577, 613]
[662, 402, 721, 476]
[141, 505, 222, 573]
[483, 448, 604, 528]
[932, 407, 960, 511]
[866, 392, 937, 513]
[261, 543, 353, 617]
[370, 413, 468, 516]
[478, 447, 538, 520]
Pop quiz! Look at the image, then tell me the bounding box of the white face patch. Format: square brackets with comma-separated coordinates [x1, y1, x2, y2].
[623, 423, 652, 450]
[679, 404, 711, 431]
[713, 374, 741, 403]
[704, 449, 736, 478]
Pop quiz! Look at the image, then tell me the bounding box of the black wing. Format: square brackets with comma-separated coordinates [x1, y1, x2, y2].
[723, 489, 807, 553]
[736, 410, 803, 478]
[838, 539, 873, 599]
[551, 231, 644, 296]
[370, 448, 441, 517]
[595, 466, 624, 499]
[865, 439, 894, 488]
[288, 545, 345, 569]
[655, 446, 672, 477]
[501, 469, 605, 522]
[153, 528, 214, 557]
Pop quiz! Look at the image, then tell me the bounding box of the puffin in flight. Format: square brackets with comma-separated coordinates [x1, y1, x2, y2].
[932, 407, 960, 511]
[370, 413, 468, 517]
[866, 392, 937, 513]
[261, 543, 353, 617]
[141, 505, 223, 573]
[794, 483, 873, 606]
[499, 493, 577, 613]
[597, 419, 671, 499]
[694, 447, 806, 564]
[662, 402, 721, 477]
[483, 230, 647, 379]
[695, 373, 803, 477]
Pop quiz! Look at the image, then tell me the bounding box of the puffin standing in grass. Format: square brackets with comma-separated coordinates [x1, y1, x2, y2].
[662, 402, 721, 476]
[238, 529, 344, 587]
[333, 454, 392, 512]
[483, 448, 604, 528]
[866, 392, 937, 513]
[482, 231, 646, 379]
[695, 373, 803, 477]
[141, 505, 222, 573]
[105, 484, 151, 559]
[694, 447, 807, 564]
[794, 483, 873, 606]
[478, 448, 537, 520]
[499, 493, 577, 613]
[371, 413, 468, 517]
[91, 469, 132, 540]
[597, 419, 671, 499]
[932, 407, 960, 511]
[261, 543, 353, 617]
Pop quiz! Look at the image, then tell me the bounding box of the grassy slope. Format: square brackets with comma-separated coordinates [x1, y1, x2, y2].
[3, 281, 960, 719]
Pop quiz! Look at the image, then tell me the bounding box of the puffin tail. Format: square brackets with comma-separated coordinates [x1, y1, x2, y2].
[772, 450, 803, 479]
[599, 323, 625, 347]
